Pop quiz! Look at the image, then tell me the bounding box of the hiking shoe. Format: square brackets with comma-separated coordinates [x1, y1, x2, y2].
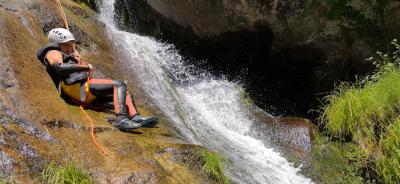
[114, 116, 142, 131]
[131, 115, 159, 128]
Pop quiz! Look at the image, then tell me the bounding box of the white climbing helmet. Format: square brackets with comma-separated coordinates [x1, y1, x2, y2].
[47, 28, 75, 44]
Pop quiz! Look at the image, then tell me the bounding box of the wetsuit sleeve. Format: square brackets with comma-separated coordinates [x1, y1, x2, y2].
[46, 50, 90, 76]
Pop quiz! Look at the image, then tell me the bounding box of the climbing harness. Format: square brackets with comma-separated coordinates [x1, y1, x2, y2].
[54, 0, 109, 156]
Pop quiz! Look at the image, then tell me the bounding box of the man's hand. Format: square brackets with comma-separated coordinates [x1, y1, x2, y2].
[87, 64, 94, 70]
[71, 50, 93, 70]
[72, 52, 83, 62]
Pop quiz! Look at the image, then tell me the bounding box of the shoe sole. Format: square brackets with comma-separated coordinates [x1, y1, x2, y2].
[142, 117, 159, 128]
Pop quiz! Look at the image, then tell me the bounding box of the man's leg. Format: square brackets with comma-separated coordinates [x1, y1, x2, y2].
[88, 79, 141, 130]
[126, 92, 159, 127]
[126, 92, 138, 117]
[88, 79, 158, 129]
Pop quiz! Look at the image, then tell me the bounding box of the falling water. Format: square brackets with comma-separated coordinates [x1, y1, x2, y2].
[99, 1, 313, 183]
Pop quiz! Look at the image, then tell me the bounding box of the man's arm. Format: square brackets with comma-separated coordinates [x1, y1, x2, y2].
[46, 50, 90, 76]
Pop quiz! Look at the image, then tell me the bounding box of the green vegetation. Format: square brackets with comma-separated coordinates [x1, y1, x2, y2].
[0, 178, 15, 184]
[198, 150, 230, 184]
[375, 117, 400, 183]
[239, 87, 253, 106]
[318, 40, 400, 183]
[41, 162, 93, 184]
[323, 69, 400, 141]
[308, 133, 365, 184]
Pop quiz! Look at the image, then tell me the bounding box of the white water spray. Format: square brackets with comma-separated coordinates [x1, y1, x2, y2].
[99, 1, 313, 183]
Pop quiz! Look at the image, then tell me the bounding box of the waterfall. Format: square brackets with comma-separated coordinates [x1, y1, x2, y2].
[99, 0, 313, 183]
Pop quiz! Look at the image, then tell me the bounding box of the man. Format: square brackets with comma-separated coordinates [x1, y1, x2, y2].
[37, 28, 158, 131]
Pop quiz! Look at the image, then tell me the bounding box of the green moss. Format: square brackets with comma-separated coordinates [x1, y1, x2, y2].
[41, 162, 93, 184]
[198, 150, 230, 184]
[307, 133, 365, 184]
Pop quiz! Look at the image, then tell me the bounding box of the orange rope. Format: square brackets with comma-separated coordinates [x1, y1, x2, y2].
[54, 0, 107, 156]
[80, 106, 110, 156]
[55, 0, 69, 29]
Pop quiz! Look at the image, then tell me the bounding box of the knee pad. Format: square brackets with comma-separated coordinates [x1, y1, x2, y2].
[112, 80, 126, 88]
[113, 80, 127, 115]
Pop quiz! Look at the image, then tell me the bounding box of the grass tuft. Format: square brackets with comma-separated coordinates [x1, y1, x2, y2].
[323, 70, 400, 141]
[41, 162, 93, 184]
[375, 118, 400, 183]
[198, 150, 230, 184]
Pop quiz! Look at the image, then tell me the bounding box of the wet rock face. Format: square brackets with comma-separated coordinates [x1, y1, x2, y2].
[0, 107, 48, 181]
[156, 145, 201, 168]
[252, 118, 313, 159]
[249, 106, 318, 164]
[115, 0, 400, 116]
[0, 151, 15, 180]
[154, 144, 220, 184]
[121, 171, 157, 184]
[249, 108, 317, 164]
[4, 109, 55, 143]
